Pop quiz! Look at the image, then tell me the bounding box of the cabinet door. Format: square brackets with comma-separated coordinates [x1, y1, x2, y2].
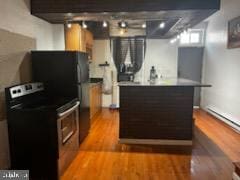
[85, 30, 93, 60]
[90, 84, 102, 122]
[79, 28, 86, 52]
[65, 24, 80, 51]
[90, 86, 95, 119]
[86, 30, 94, 47]
[90, 85, 97, 120]
[90, 87, 93, 119]
[97, 85, 102, 112]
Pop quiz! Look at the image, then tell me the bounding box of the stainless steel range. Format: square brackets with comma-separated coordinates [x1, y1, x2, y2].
[5, 82, 79, 180]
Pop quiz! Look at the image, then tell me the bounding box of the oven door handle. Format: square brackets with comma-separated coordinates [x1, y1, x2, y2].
[58, 101, 80, 118]
[62, 131, 74, 144]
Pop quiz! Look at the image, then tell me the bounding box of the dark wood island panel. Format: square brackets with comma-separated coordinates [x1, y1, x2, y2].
[119, 86, 195, 145]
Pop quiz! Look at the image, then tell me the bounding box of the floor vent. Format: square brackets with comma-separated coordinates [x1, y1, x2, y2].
[207, 107, 240, 133]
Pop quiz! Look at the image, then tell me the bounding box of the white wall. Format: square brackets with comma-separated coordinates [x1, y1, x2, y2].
[91, 39, 178, 107]
[0, 0, 53, 50]
[144, 40, 178, 80]
[201, 0, 240, 122]
[53, 25, 65, 50]
[0, 0, 65, 50]
[91, 40, 115, 78]
[0, 0, 65, 169]
[91, 40, 116, 107]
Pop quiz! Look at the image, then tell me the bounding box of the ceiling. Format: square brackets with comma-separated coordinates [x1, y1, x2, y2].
[61, 10, 217, 39]
[31, 0, 220, 39]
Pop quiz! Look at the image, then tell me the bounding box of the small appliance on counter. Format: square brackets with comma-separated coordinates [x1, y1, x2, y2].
[118, 63, 135, 82]
[31, 51, 90, 143]
[118, 73, 135, 82]
[5, 82, 79, 180]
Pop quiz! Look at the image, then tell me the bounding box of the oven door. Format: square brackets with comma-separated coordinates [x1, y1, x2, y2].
[57, 101, 80, 176]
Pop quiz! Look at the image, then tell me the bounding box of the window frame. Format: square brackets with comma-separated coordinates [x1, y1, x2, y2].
[179, 29, 205, 47]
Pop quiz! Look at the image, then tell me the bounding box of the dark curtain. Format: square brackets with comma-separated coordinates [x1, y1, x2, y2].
[129, 37, 146, 73]
[111, 37, 129, 73]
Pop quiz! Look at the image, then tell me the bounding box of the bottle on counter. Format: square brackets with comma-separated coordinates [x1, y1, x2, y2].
[150, 66, 158, 82]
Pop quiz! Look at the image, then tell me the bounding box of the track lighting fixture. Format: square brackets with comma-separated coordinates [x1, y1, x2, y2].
[159, 22, 165, 29]
[119, 21, 127, 28]
[82, 21, 88, 29]
[66, 22, 72, 28]
[142, 23, 146, 29]
[103, 21, 108, 28]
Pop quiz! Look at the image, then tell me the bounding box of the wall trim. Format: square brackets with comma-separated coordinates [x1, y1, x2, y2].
[206, 106, 240, 133]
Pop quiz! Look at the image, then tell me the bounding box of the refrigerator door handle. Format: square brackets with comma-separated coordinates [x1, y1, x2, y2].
[77, 65, 81, 83]
[80, 86, 82, 108]
[78, 85, 82, 108]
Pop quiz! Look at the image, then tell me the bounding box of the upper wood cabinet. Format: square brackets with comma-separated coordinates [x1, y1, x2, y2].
[79, 27, 86, 52]
[85, 30, 94, 48]
[65, 24, 93, 53]
[65, 24, 81, 51]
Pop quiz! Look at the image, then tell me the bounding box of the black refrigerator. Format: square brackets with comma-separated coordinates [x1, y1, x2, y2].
[31, 51, 90, 142]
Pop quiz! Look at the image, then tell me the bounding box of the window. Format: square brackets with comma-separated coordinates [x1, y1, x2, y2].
[190, 33, 200, 43]
[180, 33, 190, 44]
[179, 29, 204, 46]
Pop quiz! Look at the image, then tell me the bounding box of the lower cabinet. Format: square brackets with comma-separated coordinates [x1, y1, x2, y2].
[90, 83, 102, 122]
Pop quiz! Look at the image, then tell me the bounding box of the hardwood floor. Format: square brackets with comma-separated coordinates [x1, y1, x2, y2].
[62, 109, 233, 180]
[195, 109, 240, 162]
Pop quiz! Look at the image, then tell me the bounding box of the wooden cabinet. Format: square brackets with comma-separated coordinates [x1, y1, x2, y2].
[85, 30, 94, 48]
[65, 24, 93, 54]
[90, 83, 102, 121]
[85, 30, 93, 60]
[79, 27, 86, 52]
[65, 24, 81, 51]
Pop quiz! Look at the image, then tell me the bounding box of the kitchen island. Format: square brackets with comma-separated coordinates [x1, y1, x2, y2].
[118, 78, 210, 145]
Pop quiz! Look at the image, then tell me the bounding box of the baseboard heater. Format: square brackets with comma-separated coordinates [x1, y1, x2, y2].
[207, 106, 240, 133]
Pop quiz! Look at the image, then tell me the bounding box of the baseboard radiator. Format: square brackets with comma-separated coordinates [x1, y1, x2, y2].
[206, 106, 240, 133]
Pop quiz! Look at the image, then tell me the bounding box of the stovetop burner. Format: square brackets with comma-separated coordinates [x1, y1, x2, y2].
[15, 97, 78, 112]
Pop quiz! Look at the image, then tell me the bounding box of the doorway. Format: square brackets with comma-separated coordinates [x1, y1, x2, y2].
[178, 47, 204, 107]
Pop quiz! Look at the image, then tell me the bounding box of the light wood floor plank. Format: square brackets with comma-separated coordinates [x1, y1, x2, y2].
[62, 109, 234, 180]
[194, 110, 240, 162]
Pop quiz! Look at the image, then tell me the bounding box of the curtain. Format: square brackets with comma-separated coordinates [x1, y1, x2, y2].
[111, 37, 129, 73]
[129, 37, 146, 73]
